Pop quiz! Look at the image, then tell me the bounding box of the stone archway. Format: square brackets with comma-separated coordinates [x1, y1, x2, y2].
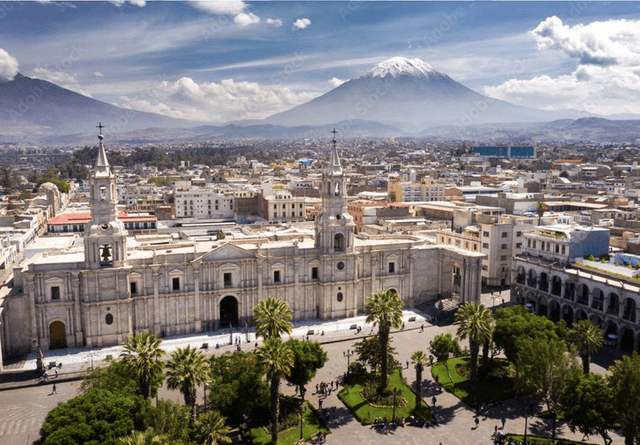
[49, 321, 67, 350]
[220, 296, 239, 327]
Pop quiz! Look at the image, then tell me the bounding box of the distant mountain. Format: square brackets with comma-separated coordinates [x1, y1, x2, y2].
[0, 74, 199, 142]
[266, 57, 571, 132]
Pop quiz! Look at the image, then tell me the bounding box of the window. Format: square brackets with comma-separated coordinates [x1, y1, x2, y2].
[502, 232, 508, 238]
[51, 286, 60, 300]
[483, 231, 489, 237]
[130, 282, 137, 295]
[528, 239, 531, 247]
[337, 292, 343, 302]
[224, 272, 232, 287]
[482, 243, 489, 249]
[274, 270, 281, 283]
[516, 243, 522, 248]
[562, 245, 566, 254]
[105, 313, 114, 325]
[311, 267, 318, 280]
[501, 244, 508, 250]
[517, 231, 522, 237]
[500, 255, 508, 261]
[555, 244, 559, 253]
[337, 262, 345, 270]
[172, 277, 180, 291]
[389, 262, 395, 273]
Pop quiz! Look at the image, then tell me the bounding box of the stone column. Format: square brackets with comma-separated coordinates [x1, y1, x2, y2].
[371, 257, 377, 294]
[587, 291, 594, 309]
[194, 267, 201, 332]
[72, 274, 83, 347]
[407, 252, 415, 307]
[152, 268, 160, 335]
[25, 277, 38, 351]
[293, 260, 300, 319]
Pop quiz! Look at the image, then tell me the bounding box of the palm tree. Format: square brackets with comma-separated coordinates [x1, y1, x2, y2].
[258, 337, 294, 445]
[119, 428, 169, 445]
[193, 410, 232, 445]
[121, 331, 166, 399]
[253, 297, 294, 340]
[454, 302, 494, 401]
[365, 290, 404, 392]
[411, 351, 429, 418]
[569, 319, 603, 374]
[166, 346, 211, 426]
[536, 201, 548, 226]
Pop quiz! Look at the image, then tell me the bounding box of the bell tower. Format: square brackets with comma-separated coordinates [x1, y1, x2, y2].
[315, 130, 355, 253]
[84, 124, 127, 269]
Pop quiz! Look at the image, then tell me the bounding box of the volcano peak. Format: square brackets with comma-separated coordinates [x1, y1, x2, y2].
[360, 56, 438, 79]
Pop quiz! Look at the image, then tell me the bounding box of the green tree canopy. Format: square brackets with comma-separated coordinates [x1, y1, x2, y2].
[80, 358, 139, 395]
[365, 290, 404, 392]
[253, 297, 293, 340]
[354, 335, 397, 373]
[429, 333, 462, 382]
[166, 346, 210, 426]
[147, 400, 191, 444]
[562, 372, 615, 445]
[568, 319, 603, 374]
[609, 351, 640, 445]
[119, 428, 170, 445]
[411, 351, 429, 418]
[121, 331, 166, 399]
[493, 305, 566, 362]
[208, 351, 270, 426]
[37, 389, 151, 445]
[193, 410, 232, 445]
[285, 339, 328, 402]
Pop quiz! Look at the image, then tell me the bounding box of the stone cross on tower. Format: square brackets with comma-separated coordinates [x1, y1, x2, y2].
[96, 122, 105, 135]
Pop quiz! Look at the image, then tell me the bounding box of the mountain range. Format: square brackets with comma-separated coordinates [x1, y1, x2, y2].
[2, 57, 640, 145]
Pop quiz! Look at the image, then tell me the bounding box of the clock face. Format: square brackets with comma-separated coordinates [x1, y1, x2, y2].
[337, 261, 345, 270]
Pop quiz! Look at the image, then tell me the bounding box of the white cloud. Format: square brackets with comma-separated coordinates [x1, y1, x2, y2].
[32, 67, 93, 97]
[94, 71, 104, 77]
[189, 0, 247, 16]
[0, 48, 19, 83]
[109, 0, 146, 7]
[116, 76, 321, 123]
[328, 77, 345, 88]
[234, 12, 260, 27]
[484, 17, 640, 115]
[266, 18, 283, 28]
[293, 18, 311, 31]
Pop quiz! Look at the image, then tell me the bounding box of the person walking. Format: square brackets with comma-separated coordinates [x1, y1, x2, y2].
[501, 417, 506, 429]
[52, 384, 57, 394]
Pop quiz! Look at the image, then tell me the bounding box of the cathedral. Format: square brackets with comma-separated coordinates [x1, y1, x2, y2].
[0, 132, 483, 363]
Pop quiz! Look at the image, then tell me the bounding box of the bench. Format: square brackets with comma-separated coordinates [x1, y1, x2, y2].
[201, 343, 209, 350]
[349, 324, 358, 330]
[307, 330, 315, 336]
[408, 316, 416, 322]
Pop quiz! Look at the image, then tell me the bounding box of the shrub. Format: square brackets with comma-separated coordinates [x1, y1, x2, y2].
[588, 254, 595, 261]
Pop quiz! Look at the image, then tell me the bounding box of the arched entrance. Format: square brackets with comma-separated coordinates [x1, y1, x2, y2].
[49, 321, 67, 349]
[220, 296, 239, 327]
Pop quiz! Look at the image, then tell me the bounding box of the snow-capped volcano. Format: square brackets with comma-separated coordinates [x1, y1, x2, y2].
[265, 56, 567, 132]
[360, 57, 437, 79]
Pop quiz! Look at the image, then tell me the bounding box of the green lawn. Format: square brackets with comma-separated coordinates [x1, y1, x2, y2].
[250, 403, 329, 445]
[431, 356, 515, 407]
[505, 434, 599, 445]
[337, 368, 431, 425]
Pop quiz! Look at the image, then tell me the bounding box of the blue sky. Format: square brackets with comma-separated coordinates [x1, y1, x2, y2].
[2, 1, 640, 122]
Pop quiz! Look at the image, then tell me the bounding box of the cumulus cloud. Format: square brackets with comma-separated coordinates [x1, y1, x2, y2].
[94, 71, 104, 77]
[234, 12, 260, 27]
[293, 18, 311, 31]
[266, 18, 283, 28]
[32, 67, 93, 97]
[116, 77, 321, 122]
[484, 17, 640, 115]
[0, 48, 19, 83]
[109, 0, 146, 7]
[329, 77, 345, 88]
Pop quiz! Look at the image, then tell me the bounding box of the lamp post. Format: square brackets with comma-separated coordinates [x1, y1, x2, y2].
[392, 388, 398, 421]
[343, 349, 354, 377]
[524, 403, 534, 445]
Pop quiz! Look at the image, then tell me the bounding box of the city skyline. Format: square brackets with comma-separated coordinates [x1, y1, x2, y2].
[2, 1, 640, 123]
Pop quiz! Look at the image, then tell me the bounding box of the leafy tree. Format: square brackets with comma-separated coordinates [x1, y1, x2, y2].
[166, 346, 211, 426]
[121, 331, 166, 399]
[208, 351, 270, 426]
[253, 297, 293, 340]
[285, 340, 328, 403]
[493, 305, 566, 362]
[148, 400, 191, 444]
[568, 319, 603, 374]
[411, 351, 429, 418]
[609, 351, 640, 445]
[147, 177, 180, 187]
[37, 389, 151, 445]
[562, 373, 616, 445]
[1, 165, 14, 192]
[454, 302, 494, 400]
[515, 337, 581, 444]
[80, 358, 139, 395]
[119, 428, 169, 445]
[354, 336, 397, 373]
[193, 411, 232, 445]
[429, 333, 462, 382]
[536, 201, 548, 225]
[365, 290, 404, 392]
[258, 337, 294, 445]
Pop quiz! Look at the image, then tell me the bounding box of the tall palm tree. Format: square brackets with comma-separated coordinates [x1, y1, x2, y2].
[411, 351, 429, 418]
[258, 337, 294, 445]
[166, 346, 211, 426]
[365, 290, 404, 392]
[253, 297, 294, 340]
[193, 410, 232, 445]
[121, 331, 166, 399]
[536, 201, 548, 226]
[119, 428, 169, 445]
[454, 302, 494, 401]
[569, 319, 603, 374]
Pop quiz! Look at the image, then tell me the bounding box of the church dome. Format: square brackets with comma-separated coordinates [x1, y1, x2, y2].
[38, 182, 58, 194]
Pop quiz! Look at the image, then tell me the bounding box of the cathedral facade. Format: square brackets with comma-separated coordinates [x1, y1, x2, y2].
[0, 134, 483, 362]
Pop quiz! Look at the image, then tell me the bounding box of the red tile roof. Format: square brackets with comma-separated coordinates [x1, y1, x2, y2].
[48, 211, 156, 225]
